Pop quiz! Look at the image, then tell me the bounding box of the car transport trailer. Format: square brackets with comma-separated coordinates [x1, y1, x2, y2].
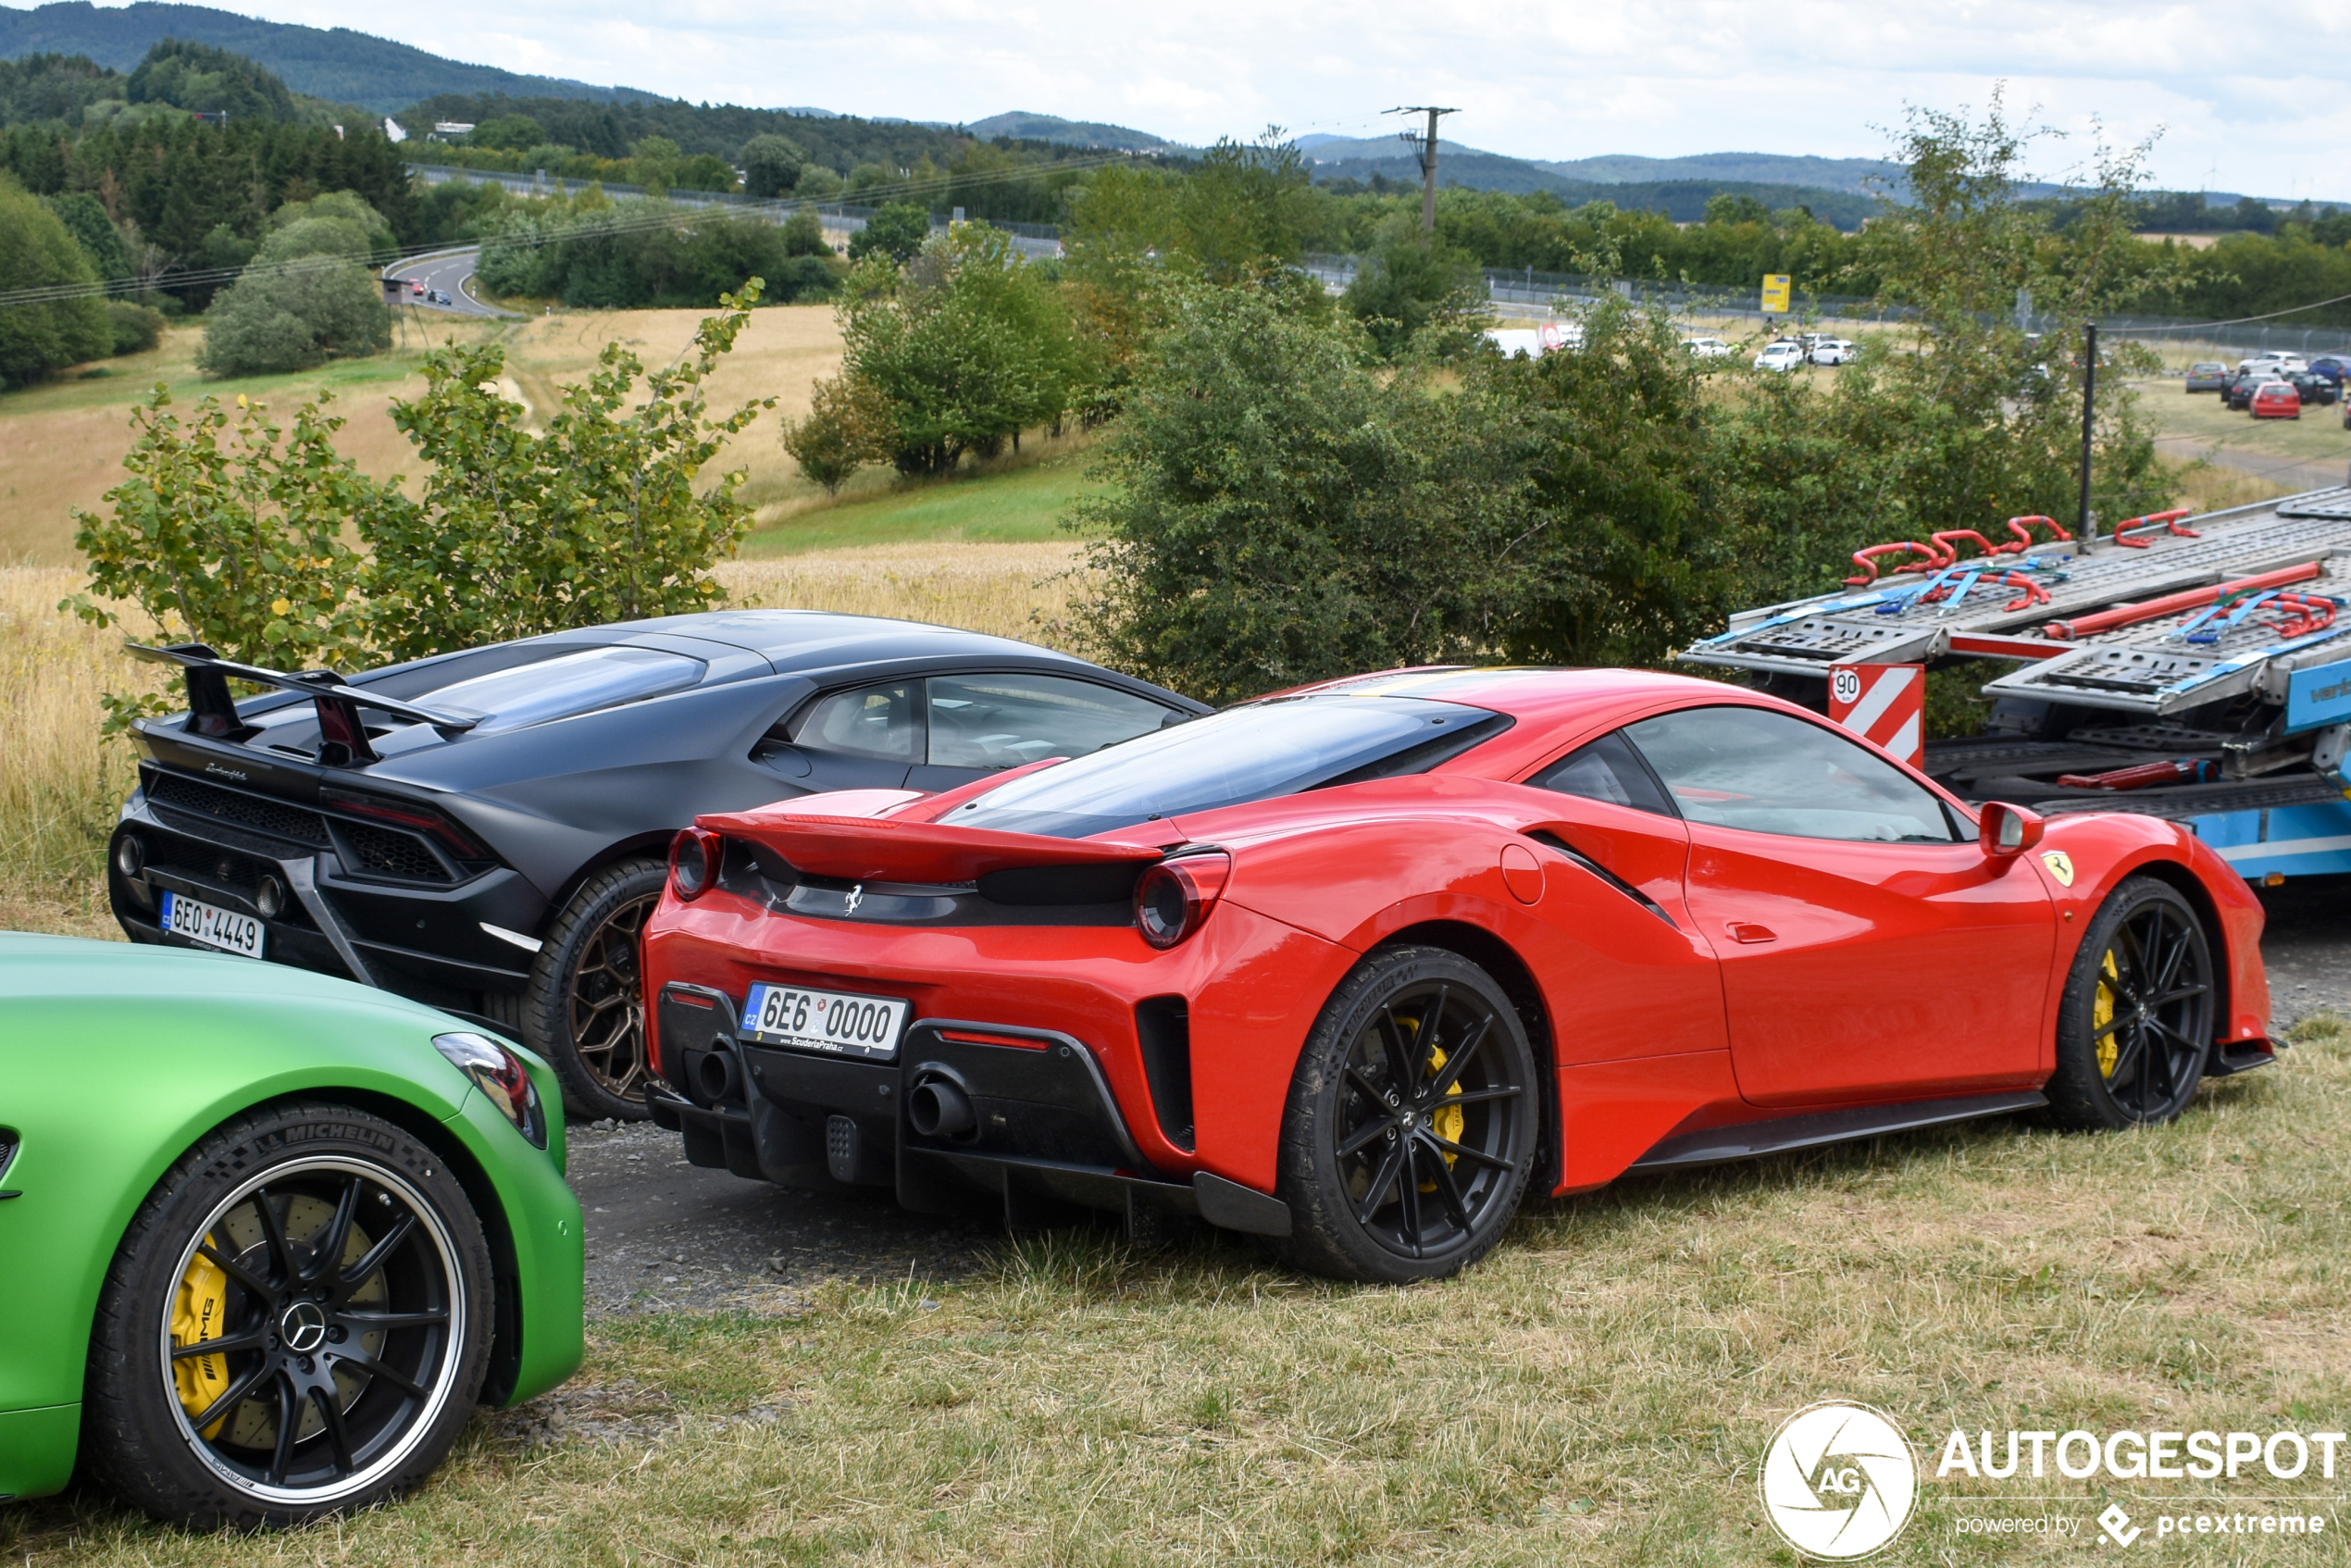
[1680, 489, 2351, 883]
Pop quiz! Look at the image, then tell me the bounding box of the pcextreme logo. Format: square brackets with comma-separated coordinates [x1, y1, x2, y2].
[1760, 1401, 1921, 1560]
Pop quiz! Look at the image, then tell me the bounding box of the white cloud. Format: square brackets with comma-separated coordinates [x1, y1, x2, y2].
[222, 0, 2345, 195]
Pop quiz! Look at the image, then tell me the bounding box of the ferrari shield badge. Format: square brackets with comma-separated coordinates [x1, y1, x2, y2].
[2040, 851, 2075, 888]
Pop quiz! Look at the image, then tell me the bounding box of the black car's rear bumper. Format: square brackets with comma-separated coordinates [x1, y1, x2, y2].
[649, 985, 1289, 1238]
[107, 790, 548, 1020]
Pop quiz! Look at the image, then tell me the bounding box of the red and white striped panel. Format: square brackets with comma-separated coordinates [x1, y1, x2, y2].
[1827, 662, 1924, 766]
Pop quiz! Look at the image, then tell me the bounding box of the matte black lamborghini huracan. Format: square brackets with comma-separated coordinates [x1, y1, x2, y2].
[106, 611, 1208, 1118]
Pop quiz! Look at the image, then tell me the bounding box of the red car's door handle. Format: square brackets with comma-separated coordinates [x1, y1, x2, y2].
[1725, 922, 1778, 944]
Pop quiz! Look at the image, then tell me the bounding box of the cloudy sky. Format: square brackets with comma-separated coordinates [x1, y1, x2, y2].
[243, 0, 2340, 197]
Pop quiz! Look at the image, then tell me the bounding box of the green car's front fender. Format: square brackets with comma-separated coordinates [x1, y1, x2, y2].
[0, 937, 583, 1502]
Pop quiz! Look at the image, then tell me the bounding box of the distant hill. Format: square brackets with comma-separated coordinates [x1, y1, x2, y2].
[0, 1, 658, 112]
[966, 110, 1175, 151]
[1301, 136, 1879, 229]
[1537, 151, 1903, 196]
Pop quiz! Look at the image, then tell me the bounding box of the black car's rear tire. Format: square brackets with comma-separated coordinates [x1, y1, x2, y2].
[1270, 946, 1540, 1284]
[81, 1101, 493, 1529]
[524, 857, 665, 1121]
[2044, 877, 2216, 1131]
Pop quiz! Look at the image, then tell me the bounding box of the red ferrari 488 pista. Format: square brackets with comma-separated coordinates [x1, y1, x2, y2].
[641, 668, 2273, 1282]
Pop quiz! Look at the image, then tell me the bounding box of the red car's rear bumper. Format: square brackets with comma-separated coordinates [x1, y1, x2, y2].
[642, 887, 1359, 1224]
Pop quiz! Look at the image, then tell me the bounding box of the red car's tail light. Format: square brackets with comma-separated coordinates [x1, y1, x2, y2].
[1134, 850, 1231, 949]
[669, 827, 723, 900]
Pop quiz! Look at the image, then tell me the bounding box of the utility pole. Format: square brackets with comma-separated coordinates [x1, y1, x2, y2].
[2078, 321, 2098, 548]
[1388, 106, 1458, 243]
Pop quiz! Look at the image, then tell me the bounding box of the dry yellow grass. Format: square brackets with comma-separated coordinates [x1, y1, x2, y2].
[0, 305, 849, 565]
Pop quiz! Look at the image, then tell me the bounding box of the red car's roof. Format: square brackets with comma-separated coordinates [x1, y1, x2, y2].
[1275, 665, 1740, 723]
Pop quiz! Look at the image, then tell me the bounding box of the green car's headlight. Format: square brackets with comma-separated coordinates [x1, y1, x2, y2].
[433, 1031, 549, 1149]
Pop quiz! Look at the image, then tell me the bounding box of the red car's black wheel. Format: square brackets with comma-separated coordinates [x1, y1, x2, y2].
[1275, 946, 1539, 1283]
[2045, 877, 2215, 1129]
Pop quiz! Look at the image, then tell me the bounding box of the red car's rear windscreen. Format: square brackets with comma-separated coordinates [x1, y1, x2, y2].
[942, 695, 1510, 839]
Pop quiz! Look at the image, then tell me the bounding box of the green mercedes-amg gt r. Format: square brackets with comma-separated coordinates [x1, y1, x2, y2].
[0, 933, 583, 1527]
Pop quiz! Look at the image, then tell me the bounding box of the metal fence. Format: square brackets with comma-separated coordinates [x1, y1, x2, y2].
[404, 164, 1064, 258]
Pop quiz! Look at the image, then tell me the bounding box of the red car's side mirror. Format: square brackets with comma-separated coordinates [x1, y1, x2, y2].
[1978, 801, 2046, 858]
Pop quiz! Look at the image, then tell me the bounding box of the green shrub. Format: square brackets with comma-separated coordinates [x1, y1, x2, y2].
[105, 299, 163, 355]
[846, 203, 929, 265]
[781, 372, 888, 495]
[0, 174, 111, 386]
[740, 134, 807, 200]
[195, 261, 389, 376]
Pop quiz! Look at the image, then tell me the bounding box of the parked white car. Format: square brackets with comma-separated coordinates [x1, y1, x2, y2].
[1484, 322, 1585, 359]
[1810, 338, 1859, 365]
[1754, 341, 1807, 372]
[1681, 336, 1735, 359]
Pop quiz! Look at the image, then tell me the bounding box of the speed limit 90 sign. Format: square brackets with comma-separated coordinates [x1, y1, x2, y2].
[1827, 663, 1924, 765]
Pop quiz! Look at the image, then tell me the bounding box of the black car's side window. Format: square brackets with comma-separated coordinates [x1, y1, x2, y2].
[926, 674, 1175, 769]
[791, 683, 920, 761]
[1527, 729, 1678, 817]
[1621, 705, 1960, 844]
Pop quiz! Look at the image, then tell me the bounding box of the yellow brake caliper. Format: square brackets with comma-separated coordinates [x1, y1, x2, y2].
[2094, 949, 2121, 1079]
[171, 1251, 232, 1437]
[1418, 1041, 1466, 1191]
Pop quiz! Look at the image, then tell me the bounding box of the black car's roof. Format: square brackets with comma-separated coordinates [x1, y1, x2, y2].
[562, 609, 1106, 677]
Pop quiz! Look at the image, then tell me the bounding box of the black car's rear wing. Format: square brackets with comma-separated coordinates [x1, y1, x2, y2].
[127, 642, 479, 765]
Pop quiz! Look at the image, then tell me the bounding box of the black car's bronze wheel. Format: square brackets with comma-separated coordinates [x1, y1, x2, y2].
[2046, 877, 2216, 1130]
[524, 858, 666, 1121]
[1274, 946, 1539, 1283]
[82, 1102, 492, 1528]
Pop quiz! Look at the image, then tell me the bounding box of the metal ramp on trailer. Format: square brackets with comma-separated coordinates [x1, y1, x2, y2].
[1679, 488, 2351, 879]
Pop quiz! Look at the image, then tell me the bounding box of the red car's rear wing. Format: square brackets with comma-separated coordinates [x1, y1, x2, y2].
[694, 808, 1165, 886]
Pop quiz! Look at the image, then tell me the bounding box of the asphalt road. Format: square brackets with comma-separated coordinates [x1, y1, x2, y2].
[382, 247, 509, 317]
[565, 877, 2351, 1318]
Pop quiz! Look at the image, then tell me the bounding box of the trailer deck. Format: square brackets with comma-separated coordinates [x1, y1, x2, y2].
[1680, 488, 2351, 881]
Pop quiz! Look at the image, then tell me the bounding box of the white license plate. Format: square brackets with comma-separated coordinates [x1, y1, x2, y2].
[740, 982, 907, 1060]
[159, 890, 266, 958]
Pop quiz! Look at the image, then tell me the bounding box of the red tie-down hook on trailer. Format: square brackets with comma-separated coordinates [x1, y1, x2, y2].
[1846, 516, 2078, 586]
[1846, 541, 1944, 585]
[2110, 508, 2199, 549]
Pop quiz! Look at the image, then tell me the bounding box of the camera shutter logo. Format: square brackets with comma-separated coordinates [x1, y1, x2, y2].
[1759, 1401, 1919, 1559]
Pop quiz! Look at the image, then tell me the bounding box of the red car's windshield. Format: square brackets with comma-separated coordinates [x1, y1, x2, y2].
[940, 695, 1510, 838]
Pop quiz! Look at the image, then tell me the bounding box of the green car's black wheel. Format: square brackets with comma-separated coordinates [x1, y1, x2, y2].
[1273, 946, 1540, 1283]
[523, 857, 665, 1122]
[2045, 877, 2217, 1130]
[82, 1102, 493, 1528]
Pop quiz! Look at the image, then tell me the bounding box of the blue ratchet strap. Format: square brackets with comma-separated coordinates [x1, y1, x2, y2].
[2176, 591, 2277, 645]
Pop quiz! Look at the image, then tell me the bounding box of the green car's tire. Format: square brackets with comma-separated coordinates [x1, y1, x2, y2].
[81, 1101, 494, 1529]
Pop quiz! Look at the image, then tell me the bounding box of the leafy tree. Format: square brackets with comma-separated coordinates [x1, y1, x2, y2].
[125, 39, 298, 122]
[66, 389, 380, 726]
[479, 196, 828, 306]
[195, 193, 392, 377]
[361, 283, 774, 662]
[780, 372, 889, 494]
[469, 115, 544, 152]
[740, 133, 808, 200]
[1342, 221, 1485, 361]
[0, 173, 111, 385]
[44, 190, 130, 280]
[70, 288, 774, 719]
[780, 211, 829, 257]
[1169, 133, 1318, 282]
[836, 225, 1081, 476]
[847, 202, 931, 264]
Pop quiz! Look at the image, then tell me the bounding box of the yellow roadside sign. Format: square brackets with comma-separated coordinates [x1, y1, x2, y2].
[1760, 274, 1792, 314]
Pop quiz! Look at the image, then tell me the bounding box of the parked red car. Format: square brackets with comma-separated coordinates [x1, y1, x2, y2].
[641, 668, 2272, 1281]
[2250, 380, 2301, 419]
